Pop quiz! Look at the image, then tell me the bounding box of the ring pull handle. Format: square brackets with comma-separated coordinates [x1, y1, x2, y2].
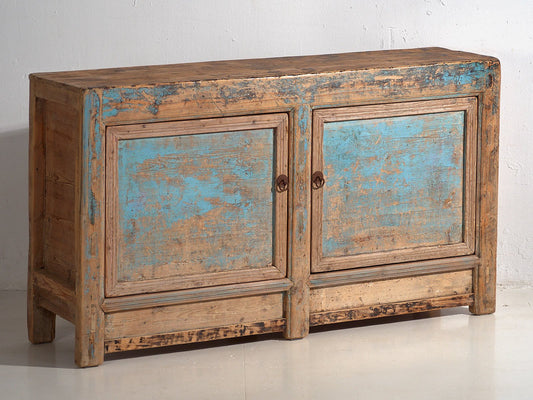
[276, 174, 289, 193]
[312, 171, 325, 189]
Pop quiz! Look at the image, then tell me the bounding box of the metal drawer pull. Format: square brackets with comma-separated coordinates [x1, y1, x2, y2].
[312, 171, 325, 189]
[276, 174, 289, 192]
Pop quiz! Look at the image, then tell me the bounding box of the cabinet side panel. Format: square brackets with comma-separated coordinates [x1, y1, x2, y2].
[471, 61, 501, 314]
[42, 99, 79, 289]
[28, 84, 56, 343]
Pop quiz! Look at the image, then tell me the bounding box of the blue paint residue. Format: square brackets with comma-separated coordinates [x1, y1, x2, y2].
[322, 111, 465, 257]
[102, 85, 179, 119]
[116, 128, 276, 279]
[82, 91, 102, 260]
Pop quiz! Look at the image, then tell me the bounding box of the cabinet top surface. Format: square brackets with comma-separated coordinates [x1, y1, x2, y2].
[31, 47, 497, 90]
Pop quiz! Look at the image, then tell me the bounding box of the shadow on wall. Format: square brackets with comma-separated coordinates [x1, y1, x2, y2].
[0, 129, 29, 290]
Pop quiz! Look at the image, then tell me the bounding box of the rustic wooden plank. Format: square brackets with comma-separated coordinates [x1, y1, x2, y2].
[43, 100, 78, 183]
[310, 294, 474, 326]
[30, 75, 83, 109]
[34, 271, 76, 323]
[76, 90, 105, 367]
[310, 270, 472, 313]
[101, 278, 292, 312]
[43, 183, 76, 288]
[284, 104, 312, 340]
[31, 48, 497, 89]
[312, 98, 477, 272]
[95, 61, 491, 125]
[105, 319, 286, 353]
[105, 114, 288, 296]
[471, 59, 501, 315]
[105, 294, 284, 339]
[309, 255, 479, 289]
[28, 82, 56, 344]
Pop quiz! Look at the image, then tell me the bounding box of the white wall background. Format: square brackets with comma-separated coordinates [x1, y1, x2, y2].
[1, 0, 532, 290]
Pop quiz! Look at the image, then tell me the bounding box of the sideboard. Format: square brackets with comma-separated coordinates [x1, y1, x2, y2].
[28, 47, 500, 367]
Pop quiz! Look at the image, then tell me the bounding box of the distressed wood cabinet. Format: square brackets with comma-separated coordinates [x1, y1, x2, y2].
[28, 47, 500, 367]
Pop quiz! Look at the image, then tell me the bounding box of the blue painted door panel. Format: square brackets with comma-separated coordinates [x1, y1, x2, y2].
[116, 128, 276, 283]
[321, 111, 465, 259]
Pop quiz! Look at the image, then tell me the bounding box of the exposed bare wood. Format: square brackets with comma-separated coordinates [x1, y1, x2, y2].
[31, 48, 497, 89]
[310, 270, 472, 313]
[37, 292, 75, 323]
[471, 60, 501, 315]
[28, 83, 55, 344]
[309, 255, 479, 289]
[284, 104, 311, 340]
[30, 75, 83, 109]
[310, 294, 474, 326]
[105, 319, 286, 353]
[105, 294, 284, 340]
[101, 278, 292, 313]
[34, 271, 76, 305]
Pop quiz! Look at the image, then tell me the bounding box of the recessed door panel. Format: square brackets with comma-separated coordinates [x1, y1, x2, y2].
[106, 114, 288, 296]
[312, 98, 477, 273]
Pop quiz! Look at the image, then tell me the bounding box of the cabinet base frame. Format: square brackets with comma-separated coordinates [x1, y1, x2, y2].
[310, 294, 473, 326]
[105, 319, 286, 353]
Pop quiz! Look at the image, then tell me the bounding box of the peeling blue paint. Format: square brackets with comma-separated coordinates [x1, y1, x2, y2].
[103, 85, 180, 118]
[116, 128, 277, 279]
[322, 111, 465, 257]
[99, 63, 488, 122]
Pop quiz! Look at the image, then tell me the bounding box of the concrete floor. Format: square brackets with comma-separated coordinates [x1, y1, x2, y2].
[1, 288, 532, 399]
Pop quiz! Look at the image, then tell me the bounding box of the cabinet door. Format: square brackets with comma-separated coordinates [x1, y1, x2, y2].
[105, 114, 288, 296]
[311, 98, 477, 273]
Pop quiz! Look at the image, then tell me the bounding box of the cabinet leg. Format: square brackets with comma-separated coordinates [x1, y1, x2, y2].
[74, 332, 104, 368]
[283, 287, 309, 340]
[27, 290, 56, 344]
[469, 264, 496, 315]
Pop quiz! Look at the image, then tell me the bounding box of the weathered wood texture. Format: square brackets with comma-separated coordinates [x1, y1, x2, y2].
[312, 98, 477, 272]
[105, 294, 284, 340]
[284, 105, 312, 340]
[310, 270, 472, 313]
[105, 319, 286, 353]
[101, 278, 292, 313]
[43, 99, 78, 288]
[28, 48, 499, 366]
[28, 79, 81, 344]
[106, 114, 288, 296]
[471, 58, 500, 315]
[34, 271, 76, 323]
[75, 90, 105, 367]
[28, 86, 55, 345]
[310, 294, 473, 326]
[309, 255, 479, 289]
[32, 47, 496, 89]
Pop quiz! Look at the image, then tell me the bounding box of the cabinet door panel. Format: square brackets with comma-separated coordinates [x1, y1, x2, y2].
[312, 98, 477, 273]
[106, 114, 288, 296]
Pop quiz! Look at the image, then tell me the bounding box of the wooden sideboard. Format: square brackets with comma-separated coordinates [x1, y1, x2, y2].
[28, 47, 500, 367]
